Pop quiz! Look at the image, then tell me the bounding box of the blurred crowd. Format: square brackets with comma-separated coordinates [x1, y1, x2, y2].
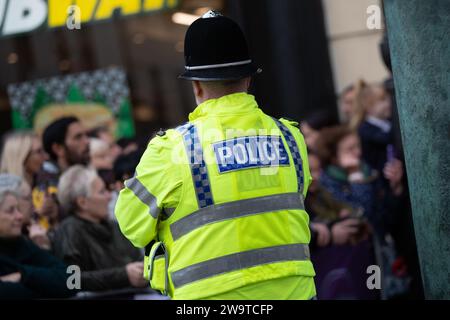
[304, 79, 422, 299]
[0, 117, 149, 299]
[0, 79, 423, 300]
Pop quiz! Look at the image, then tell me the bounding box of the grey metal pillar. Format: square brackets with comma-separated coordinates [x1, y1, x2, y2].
[384, 0, 450, 299]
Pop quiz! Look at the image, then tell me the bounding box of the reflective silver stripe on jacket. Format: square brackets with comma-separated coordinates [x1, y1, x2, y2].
[125, 176, 160, 219]
[171, 243, 310, 288]
[170, 193, 305, 241]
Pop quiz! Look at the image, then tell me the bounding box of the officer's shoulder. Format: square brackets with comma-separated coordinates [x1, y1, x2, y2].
[152, 125, 182, 140]
[146, 129, 173, 150]
[149, 122, 191, 144]
[156, 129, 166, 137]
[148, 130, 168, 145]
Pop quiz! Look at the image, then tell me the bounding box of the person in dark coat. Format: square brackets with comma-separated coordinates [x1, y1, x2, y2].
[306, 153, 369, 249]
[312, 126, 380, 299]
[0, 187, 74, 299]
[316, 126, 381, 229]
[315, 125, 412, 299]
[355, 82, 396, 176]
[51, 165, 147, 292]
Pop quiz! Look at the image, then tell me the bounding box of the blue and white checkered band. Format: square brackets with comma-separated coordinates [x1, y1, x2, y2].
[212, 136, 290, 173]
[273, 118, 304, 194]
[177, 123, 214, 208]
[175, 123, 193, 135]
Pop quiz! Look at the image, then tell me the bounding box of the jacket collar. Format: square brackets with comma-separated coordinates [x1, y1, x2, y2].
[189, 92, 258, 121]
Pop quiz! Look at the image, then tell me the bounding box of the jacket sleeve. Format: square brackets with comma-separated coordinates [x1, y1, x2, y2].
[51, 227, 132, 292]
[115, 133, 183, 248]
[0, 281, 35, 299]
[297, 132, 313, 198]
[19, 240, 76, 298]
[80, 267, 130, 292]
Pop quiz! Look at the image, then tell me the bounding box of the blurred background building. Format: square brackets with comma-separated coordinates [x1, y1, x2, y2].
[0, 0, 389, 143]
[323, 0, 388, 93]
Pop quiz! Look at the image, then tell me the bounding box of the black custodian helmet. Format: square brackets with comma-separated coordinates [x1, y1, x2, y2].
[179, 10, 262, 81]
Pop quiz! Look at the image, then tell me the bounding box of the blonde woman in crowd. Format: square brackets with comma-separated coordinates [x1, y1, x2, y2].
[0, 132, 46, 188]
[356, 83, 397, 170]
[338, 79, 368, 130]
[0, 131, 58, 231]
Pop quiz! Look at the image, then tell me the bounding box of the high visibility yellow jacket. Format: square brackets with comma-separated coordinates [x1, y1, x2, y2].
[115, 92, 316, 300]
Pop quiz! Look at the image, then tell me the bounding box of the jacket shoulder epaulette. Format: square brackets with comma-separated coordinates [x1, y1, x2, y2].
[156, 129, 166, 137]
[279, 117, 299, 127]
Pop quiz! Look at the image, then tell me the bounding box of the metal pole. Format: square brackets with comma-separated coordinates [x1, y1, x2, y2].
[384, 0, 450, 299]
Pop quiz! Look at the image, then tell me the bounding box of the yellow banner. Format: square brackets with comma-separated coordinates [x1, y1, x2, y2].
[0, 0, 179, 37]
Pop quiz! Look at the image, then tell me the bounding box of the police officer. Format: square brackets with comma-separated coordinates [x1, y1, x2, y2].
[115, 11, 316, 300]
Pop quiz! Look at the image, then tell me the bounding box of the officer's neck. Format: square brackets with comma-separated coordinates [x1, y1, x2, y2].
[195, 90, 248, 105]
[193, 78, 250, 105]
